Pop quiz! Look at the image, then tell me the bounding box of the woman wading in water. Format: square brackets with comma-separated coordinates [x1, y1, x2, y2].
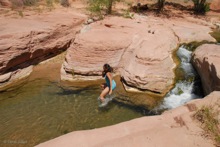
[99, 64, 116, 103]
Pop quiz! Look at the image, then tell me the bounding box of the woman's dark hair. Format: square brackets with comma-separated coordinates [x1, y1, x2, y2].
[102, 63, 113, 77]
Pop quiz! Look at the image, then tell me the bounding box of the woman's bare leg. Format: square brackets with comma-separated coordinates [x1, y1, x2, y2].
[100, 87, 109, 102]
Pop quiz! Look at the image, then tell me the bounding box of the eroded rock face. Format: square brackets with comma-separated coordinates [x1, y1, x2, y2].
[119, 25, 178, 94]
[165, 18, 216, 44]
[0, 0, 11, 7]
[0, 10, 86, 90]
[62, 16, 215, 95]
[63, 17, 134, 77]
[62, 16, 179, 95]
[210, 0, 220, 12]
[192, 44, 220, 95]
[0, 66, 33, 91]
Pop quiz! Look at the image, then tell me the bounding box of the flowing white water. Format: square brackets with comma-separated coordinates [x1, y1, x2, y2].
[155, 46, 202, 111]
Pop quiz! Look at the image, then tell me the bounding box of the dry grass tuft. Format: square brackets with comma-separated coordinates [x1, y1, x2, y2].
[194, 106, 220, 146]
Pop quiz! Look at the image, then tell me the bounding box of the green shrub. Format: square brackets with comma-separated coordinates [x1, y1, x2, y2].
[23, 0, 38, 6]
[10, 0, 38, 8]
[46, 0, 53, 7]
[18, 10, 23, 17]
[192, 0, 210, 14]
[123, 9, 134, 19]
[60, 0, 70, 7]
[88, 0, 120, 15]
[88, 0, 103, 14]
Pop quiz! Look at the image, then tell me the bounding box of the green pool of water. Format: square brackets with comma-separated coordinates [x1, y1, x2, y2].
[0, 79, 144, 146]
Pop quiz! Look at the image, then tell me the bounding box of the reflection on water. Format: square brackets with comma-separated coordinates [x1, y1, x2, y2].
[0, 79, 144, 147]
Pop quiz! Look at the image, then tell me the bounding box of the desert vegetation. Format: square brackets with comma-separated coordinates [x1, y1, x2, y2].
[86, 0, 211, 18]
[192, 0, 210, 14]
[194, 106, 220, 146]
[8, 0, 70, 9]
[0, 0, 212, 17]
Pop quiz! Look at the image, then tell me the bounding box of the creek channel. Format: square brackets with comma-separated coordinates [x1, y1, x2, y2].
[153, 45, 203, 113]
[0, 45, 204, 146]
[0, 53, 145, 147]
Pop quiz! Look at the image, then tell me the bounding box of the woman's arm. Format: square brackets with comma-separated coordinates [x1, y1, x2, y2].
[106, 72, 113, 95]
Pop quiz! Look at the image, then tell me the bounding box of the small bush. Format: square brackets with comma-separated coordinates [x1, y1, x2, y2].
[88, 0, 120, 15]
[60, 0, 70, 7]
[192, 0, 210, 14]
[18, 10, 23, 17]
[46, 0, 53, 7]
[23, 0, 38, 6]
[123, 9, 134, 19]
[88, 0, 103, 14]
[10, 0, 38, 8]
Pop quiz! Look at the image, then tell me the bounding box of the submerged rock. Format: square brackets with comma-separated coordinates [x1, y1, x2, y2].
[192, 44, 220, 95]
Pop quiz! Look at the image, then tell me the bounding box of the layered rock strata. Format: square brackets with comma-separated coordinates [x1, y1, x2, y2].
[0, 10, 86, 91]
[210, 0, 220, 12]
[62, 16, 215, 95]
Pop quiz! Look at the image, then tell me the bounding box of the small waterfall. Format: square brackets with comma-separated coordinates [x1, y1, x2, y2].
[154, 46, 203, 112]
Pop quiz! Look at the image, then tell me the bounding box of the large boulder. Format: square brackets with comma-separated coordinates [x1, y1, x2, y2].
[62, 17, 135, 77]
[119, 24, 178, 94]
[62, 16, 215, 95]
[210, 0, 220, 12]
[0, 9, 86, 91]
[61, 16, 179, 95]
[192, 44, 220, 95]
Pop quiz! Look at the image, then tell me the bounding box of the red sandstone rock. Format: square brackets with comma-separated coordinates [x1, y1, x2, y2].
[0, 0, 11, 7]
[61, 16, 215, 95]
[165, 18, 216, 43]
[192, 44, 220, 95]
[63, 17, 134, 76]
[0, 10, 86, 74]
[0, 10, 216, 94]
[0, 9, 86, 90]
[0, 72, 11, 83]
[62, 16, 179, 94]
[0, 66, 33, 91]
[119, 25, 178, 94]
[36, 91, 220, 147]
[210, 0, 220, 12]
